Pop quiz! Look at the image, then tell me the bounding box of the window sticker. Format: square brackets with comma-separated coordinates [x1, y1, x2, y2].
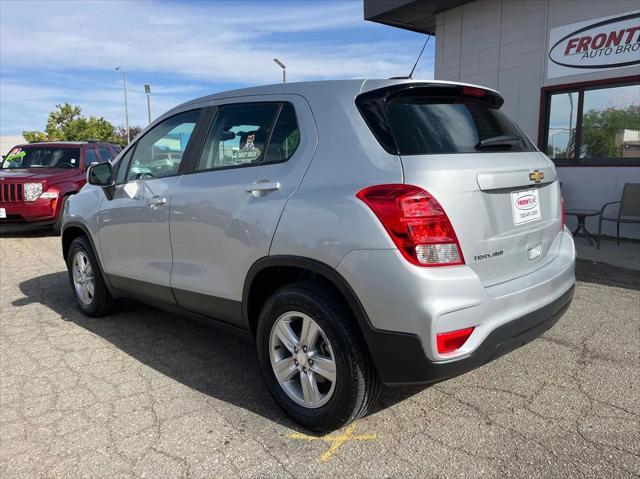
[5, 150, 26, 164]
[236, 133, 261, 163]
[7, 148, 26, 158]
[70, 158, 76, 164]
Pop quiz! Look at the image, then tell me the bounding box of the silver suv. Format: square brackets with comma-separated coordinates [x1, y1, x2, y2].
[61, 80, 575, 431]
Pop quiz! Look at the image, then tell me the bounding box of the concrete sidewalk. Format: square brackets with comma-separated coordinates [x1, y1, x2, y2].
[574, 235, 640, 271]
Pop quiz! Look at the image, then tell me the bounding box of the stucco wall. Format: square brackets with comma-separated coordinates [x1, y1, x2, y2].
[434, 0, 640, 239]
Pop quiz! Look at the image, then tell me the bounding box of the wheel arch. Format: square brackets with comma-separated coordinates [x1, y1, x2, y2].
[243, 255, 437, 385]
[61, 222, 113, 291]
[243, 255, 372, 340]
[61, 222, 94, 260]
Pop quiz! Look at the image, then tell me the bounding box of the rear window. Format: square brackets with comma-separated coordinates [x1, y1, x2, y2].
[356, 85, 535, 156]
[386, 97, 534, 155]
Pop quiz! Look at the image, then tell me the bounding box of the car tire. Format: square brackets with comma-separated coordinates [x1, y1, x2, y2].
[66, 236, 113, 317]
[256, 281, 380, 432]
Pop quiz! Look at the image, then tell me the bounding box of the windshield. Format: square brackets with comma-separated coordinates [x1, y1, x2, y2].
[385, 97, 534, 155]
[1, 146, 82, 169]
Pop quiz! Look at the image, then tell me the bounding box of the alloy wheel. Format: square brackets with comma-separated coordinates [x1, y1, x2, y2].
[72, 251, 95, 306]
[269, 311, 337, 408]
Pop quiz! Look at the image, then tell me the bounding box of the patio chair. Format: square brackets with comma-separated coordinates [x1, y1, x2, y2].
[597, 182, 640, 249]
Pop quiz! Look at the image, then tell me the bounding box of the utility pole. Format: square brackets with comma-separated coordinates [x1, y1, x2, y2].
[144, 84, 152, 125]
[115, 66, 130, 143]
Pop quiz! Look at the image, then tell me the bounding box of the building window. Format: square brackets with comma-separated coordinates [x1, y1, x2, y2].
[542, 78, 640, 166]
[546, 91, 578, 159]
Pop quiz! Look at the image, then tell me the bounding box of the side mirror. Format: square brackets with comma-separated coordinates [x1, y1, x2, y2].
[87, 162, 114, 187]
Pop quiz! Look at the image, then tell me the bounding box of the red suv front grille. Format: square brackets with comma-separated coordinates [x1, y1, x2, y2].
[0, 183, 24, 203]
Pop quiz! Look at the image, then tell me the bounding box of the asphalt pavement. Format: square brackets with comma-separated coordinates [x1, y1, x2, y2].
[1, 232, 638, 478]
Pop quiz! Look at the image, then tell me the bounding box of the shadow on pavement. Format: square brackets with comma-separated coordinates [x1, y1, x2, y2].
[0, 225, 58, 237]
[14, 271, 424, 432]
[575, 258, 640, 291]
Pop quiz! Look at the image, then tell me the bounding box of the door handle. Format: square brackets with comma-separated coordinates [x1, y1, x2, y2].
[147, 196, 167, 209]
[246, 181, 280, 197]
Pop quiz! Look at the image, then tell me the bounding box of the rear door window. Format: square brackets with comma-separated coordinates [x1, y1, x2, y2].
[386, 97, 534, 155]
[197, 103, 280, 171]
[264, 103, 300, 164]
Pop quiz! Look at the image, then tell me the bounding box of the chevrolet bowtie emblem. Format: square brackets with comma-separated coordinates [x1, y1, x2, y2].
[529, 170, 544, 183]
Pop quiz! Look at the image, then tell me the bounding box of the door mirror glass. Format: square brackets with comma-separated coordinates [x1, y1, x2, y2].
[88, 162, 114, 187]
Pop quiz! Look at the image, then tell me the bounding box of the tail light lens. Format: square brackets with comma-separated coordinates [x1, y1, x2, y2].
[356, 184, 464, 267]
[461, 86, 487, 98]
[436, 327, 475, 354]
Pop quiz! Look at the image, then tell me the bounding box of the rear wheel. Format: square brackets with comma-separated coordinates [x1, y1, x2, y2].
[256, 281, 380, 432]
[67, 236, 113, 317]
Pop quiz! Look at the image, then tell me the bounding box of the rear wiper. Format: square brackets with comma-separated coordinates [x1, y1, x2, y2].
[475, 135, 522, 149]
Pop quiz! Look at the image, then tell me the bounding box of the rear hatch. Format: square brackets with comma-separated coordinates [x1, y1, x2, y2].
[357, 83, 562, 287]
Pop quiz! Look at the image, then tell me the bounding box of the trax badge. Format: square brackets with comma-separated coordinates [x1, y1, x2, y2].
[529, 170, 544, 183]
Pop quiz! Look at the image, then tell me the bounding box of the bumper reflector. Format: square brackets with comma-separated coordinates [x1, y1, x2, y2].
[436, 327, 475, 354]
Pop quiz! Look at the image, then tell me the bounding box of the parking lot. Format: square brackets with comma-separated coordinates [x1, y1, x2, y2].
[1, 232, 639, 478]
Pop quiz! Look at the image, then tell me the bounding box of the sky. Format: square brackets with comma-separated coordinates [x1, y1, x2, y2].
[0, 0, 434, 136]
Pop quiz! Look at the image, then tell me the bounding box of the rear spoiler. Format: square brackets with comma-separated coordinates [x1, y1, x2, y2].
[356, 83, 504, 155]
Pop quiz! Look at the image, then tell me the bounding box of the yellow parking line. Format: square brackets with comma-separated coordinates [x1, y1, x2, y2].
[288, 424, 378, 462]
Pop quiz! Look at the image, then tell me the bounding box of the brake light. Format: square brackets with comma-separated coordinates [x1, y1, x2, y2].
[356, 184, 464, 266]
[461, 86, 487, 98]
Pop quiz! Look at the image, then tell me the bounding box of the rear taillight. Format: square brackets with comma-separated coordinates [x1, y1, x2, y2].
[561, 196, 565, 231]
[356, 184, 464, 267]
[436, 327, 475, 354]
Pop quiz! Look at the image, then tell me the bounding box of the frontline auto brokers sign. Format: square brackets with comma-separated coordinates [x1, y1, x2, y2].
[547, 10, 640, 79]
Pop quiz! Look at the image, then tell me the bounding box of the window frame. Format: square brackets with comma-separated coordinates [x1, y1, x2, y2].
[539, 75, 640, 167]
[113, 108, 206, 184]
[187, 101, 300, 174]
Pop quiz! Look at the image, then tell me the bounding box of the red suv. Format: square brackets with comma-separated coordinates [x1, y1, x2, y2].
[0, 141, 121, 232]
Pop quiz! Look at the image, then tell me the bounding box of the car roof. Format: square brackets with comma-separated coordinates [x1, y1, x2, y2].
[176, 78, 501, 106]
[16, 141, 117, 147]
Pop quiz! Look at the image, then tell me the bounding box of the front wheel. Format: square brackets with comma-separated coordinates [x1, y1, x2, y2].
[66, 236, 113, 317]
[256, 281, 380, 432]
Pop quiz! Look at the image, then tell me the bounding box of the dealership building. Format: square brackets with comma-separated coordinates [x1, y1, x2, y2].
[365, 0, 640, 239]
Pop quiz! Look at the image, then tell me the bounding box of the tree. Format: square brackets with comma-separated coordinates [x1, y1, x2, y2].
[580, 105, 640, 158]
[22, 103, 117, 143]
[114, 125, 144, 147]
[44, 103, 83, 140]
[22, 131, 49, 143]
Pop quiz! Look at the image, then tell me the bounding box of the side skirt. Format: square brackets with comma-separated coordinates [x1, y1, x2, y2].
[108, 274, 250, 341]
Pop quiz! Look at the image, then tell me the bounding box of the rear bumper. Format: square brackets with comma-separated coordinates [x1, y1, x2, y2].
[337, 228, 576, 385]
[362, 285, 573, 385]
